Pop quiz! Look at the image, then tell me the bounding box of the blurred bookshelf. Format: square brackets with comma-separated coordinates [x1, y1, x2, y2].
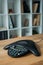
[0, 0, 42, 40]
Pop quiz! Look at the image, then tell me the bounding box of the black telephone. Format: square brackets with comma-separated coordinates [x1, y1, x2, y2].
[4, 40, 40, 58]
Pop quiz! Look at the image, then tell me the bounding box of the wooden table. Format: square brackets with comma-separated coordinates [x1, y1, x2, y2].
[0, 34, 43, 65]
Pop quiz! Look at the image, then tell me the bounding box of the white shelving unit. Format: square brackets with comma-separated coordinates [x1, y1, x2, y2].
[0, 0, 43, 40]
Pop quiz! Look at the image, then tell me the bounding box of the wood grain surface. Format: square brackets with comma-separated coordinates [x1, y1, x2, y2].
[0, 34, 43, 65]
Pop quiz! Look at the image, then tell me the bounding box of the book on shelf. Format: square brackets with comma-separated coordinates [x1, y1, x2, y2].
[10, 16, 15, 28]
[23, 0, 30, 13]
[0, 31, 8, 40]
[10, 30, 18, 38]
[4, 31, 8, 39]
[32, 29, 38, 35]
[0, 32, 2, 40]
[8, 9, 14, 13]
[9, 16, 13, 29]
[23, 18, 29, 27]
[10, 33, 18, 38]
[21, 0, 24, 13]
[32, 1, 40, 13]
[10, 35, 18, 38]
[9, 16, 15, 29]
[8, 9, 15, 28]
[32, 14, 40, 26]
[36, 14, 40, 25]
